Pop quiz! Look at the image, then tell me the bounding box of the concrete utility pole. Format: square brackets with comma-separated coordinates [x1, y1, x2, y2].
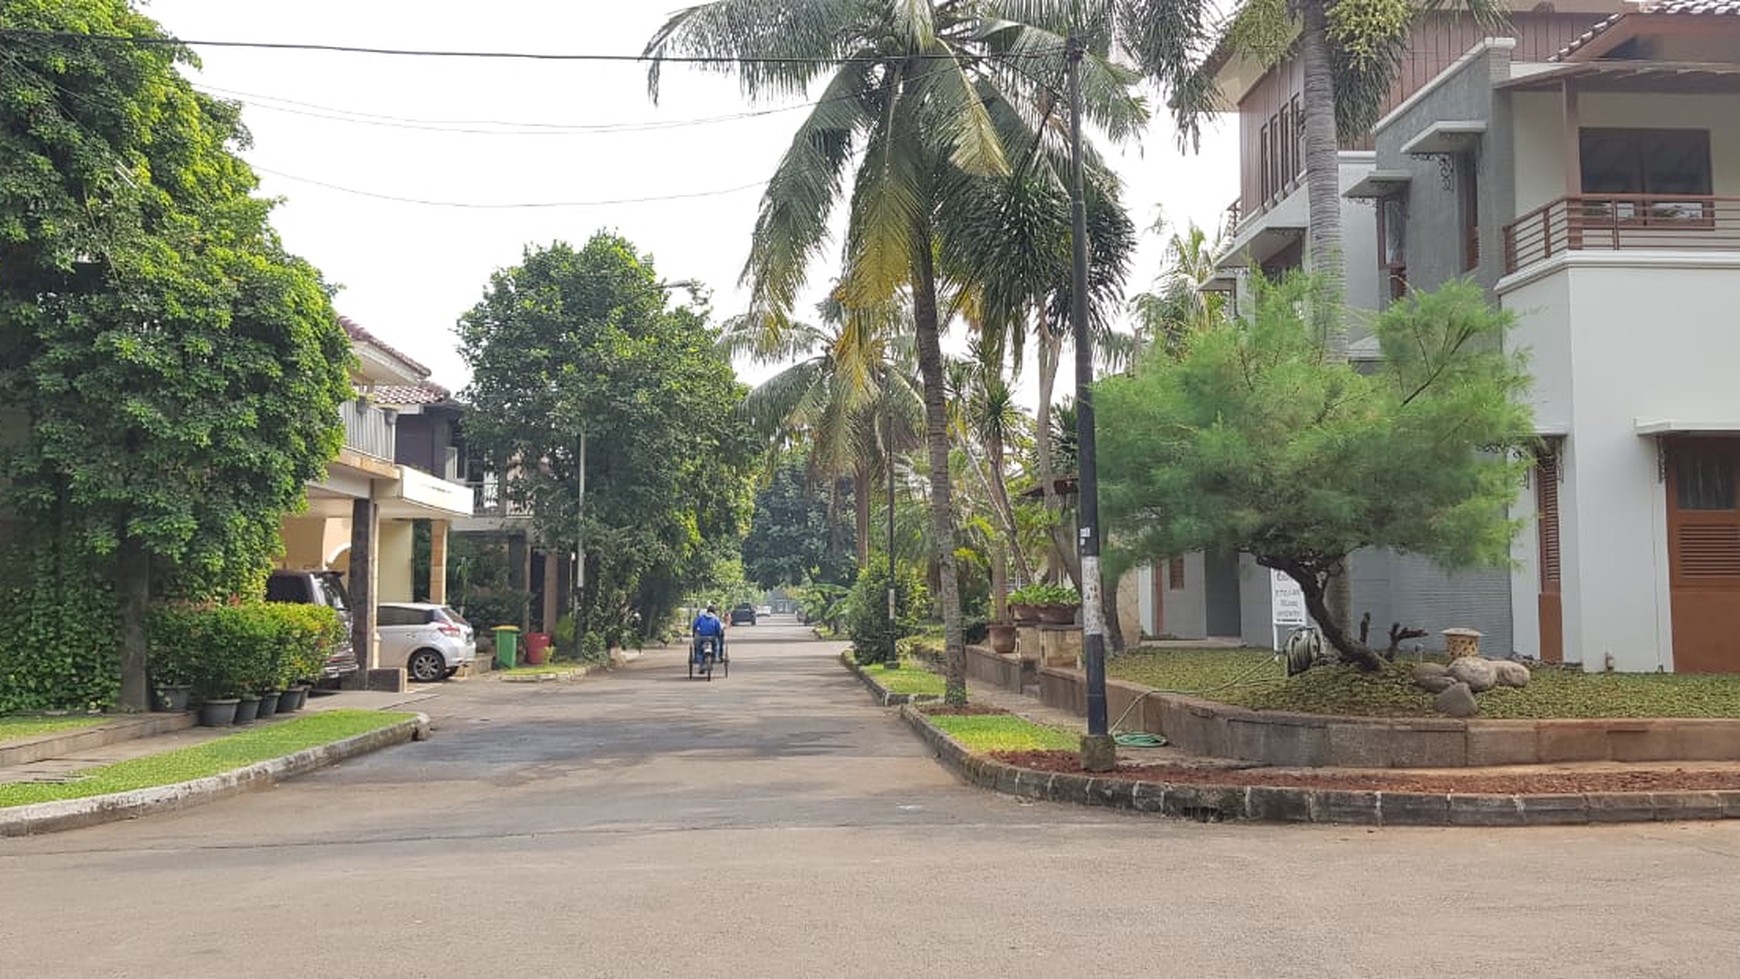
[1067, 29, 1115, 772]
[886, 370, 898, 670]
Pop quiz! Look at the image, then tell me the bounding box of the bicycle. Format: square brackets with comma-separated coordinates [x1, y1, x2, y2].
[689, 635, 729, 680]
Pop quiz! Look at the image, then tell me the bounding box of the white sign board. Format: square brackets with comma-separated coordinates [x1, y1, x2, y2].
[1270, 570, 1308, 651]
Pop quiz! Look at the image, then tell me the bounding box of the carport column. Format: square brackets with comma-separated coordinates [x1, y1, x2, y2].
[348, 498, 380, 688]
[429, 519, 449, 605]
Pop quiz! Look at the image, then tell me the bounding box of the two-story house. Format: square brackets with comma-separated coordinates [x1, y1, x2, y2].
[1345, 0, 1740, 672]
[1144, 1, 1633, 652]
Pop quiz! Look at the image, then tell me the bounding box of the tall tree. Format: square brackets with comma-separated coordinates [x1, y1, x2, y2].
[1131, 218, 1226, 356]
[0, 2, 352, 711]
[458, 235, 755, 654]
[1097, 275, 1533, 670]
[742, 456, 858, 588]
[645, 0, 1145, 704]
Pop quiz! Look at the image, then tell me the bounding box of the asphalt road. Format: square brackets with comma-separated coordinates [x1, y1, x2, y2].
[4, 617, 1739, 978]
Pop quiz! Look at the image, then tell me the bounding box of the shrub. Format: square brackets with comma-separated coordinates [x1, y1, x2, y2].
[845, 562, 928, 665]
[1008, 582, 1080, 606]
[268, 603, 342, 687]
[148, 602, 336, 701]
[455, 588, 530, 632]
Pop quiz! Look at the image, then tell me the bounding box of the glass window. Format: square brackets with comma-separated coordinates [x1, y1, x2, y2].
[1580, 129, 1712, 197]
[316, 574, 350, 611]
[1676, 446, 1736, 511]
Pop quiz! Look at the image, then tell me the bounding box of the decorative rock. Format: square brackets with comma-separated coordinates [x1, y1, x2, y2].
[1448, 656, 1498, 693]
[1413, 663, 1449, 682]
[1492, 660, 1531, 688]
[1434, 681, 1480, 718]
[1417, 674, 1459, 695]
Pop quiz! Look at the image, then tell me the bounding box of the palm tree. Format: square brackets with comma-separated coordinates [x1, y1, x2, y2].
[721, 294, 922, 570]
[646, 0, 1145, 704]
[1130, 218, 1225, 356]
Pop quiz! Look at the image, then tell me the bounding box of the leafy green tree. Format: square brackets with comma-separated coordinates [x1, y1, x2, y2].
[457, 234, 756, 655]
[1131, 218, 1226, 357]
[645, 0, 1145, 705]
[742, 457, 857, 589]
[0, 1, 352, 711]
[844, 560, 929, 666]
[1096, 276, 1533, 670]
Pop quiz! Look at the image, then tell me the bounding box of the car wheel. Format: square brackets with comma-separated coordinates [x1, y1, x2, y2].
[407, 649, 447, 683]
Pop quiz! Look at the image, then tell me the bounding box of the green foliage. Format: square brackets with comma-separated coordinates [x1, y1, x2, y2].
[458, 234, 756, 650]
[1097, 275, 1533, 659]
[0, 0, 354, 710]
[147, 602, 339, 700]
[0, 533, 120, 713]
[0, 715, 106, 743]
[742, 458, 855, 588]
[795, 581, 850, 631]
[1007, 583, 1081, 607]
[1324, 0, 1414, 71]
[924, 714, 1080, 753]
[0, 710, 413, 808]
[844, 562, 929, 665]
[866, 663, 945, 697]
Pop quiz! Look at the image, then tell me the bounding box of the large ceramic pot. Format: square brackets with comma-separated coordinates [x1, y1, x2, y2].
[279, 685, 309, 712]
[987, 623, 1018, 655]
[256, 690, 282, 719]
[197, 699, 239, 727]
[1035, 603, 1080, 626]
[1009, 602, 1039, 626]
[233, 696, 261, 725]
[155, 684, 193, 712]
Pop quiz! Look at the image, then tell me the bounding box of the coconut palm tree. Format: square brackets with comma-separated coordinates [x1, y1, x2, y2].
[1130, 218, 1226, 356]
[646, 0, 1145, 704]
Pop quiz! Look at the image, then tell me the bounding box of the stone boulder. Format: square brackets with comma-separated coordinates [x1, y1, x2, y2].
[1434, 681, 1479, 718]
[1492, 660, 1531, 688]
[1412, 663, 1449, 683]
[1447, 656, 1498, 693]
[1417, 674, 1459, 695]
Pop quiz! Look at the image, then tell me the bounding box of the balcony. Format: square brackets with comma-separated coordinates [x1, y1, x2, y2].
[466, 478, 532, 519]
[339, 398, 396, 461]
[1504, 195, 1740, 275]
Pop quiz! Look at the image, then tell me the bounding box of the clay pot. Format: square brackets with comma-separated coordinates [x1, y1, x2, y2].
[1035, 603, 1080, 626]
[987, 623, 1018, 655]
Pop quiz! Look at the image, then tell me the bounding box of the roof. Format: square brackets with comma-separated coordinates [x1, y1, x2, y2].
[1554, 0, 1740, 61]
[369, 382, 454, 407]
[338, 315, 432, 379]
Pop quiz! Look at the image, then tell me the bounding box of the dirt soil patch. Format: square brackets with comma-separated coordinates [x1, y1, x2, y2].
[918, 704, 1008, 716]
[991, 750, 1740, 795]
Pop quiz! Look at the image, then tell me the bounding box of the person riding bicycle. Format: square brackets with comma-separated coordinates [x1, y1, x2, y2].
[691, 604, 726, 671]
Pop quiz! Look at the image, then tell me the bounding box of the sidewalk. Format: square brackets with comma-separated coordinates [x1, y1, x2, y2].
[0, 689, 437, 786]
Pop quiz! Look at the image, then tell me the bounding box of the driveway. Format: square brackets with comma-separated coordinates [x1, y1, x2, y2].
[2, 617, 1738, 977]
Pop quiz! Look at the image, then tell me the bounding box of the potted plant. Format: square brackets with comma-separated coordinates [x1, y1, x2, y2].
[147, 605, 198, 712]
[1010, 583, 1081, 626]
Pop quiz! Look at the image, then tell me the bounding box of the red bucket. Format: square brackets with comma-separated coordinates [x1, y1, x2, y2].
[524, 632, 553, 665]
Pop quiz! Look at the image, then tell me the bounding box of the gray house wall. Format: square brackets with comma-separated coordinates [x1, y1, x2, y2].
[1159, 552, 1208, 640]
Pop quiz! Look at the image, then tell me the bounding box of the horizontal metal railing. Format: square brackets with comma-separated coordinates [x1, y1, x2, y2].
[466, 478, 532, 517]
[1504, 194, 1740, 275]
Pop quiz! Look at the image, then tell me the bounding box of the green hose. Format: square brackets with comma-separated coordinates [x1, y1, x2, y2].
[1114, 732, 1167, 747]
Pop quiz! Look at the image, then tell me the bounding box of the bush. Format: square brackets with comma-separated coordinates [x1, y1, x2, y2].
[269, 603, 342, 687]
[1008, 582, 1080, 606]
[844, 563, 928, 665]
[455, 588, 529, 632]
[148, 602, 339, 701]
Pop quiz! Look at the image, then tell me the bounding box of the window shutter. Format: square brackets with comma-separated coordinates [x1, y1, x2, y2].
[1168, 556, 1186, 590]
[1676, 525, 1740, 579]
[1537, 457, 1561, 589]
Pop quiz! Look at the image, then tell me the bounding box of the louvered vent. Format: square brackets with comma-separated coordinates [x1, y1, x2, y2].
[1537, 457, 1561, 587]
[1677, 525, 1740, 578]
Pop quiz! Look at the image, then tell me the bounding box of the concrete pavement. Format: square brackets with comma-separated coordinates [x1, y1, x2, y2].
[3, 618, 1739, 977]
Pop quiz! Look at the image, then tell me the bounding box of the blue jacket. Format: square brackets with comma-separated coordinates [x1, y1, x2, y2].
[692, 612, 724, 638]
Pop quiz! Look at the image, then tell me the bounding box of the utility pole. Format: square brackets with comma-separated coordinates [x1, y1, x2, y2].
[1067, 30, 1115, 772]
[573, 427, 586, 660]
[885, 369, 899, 670]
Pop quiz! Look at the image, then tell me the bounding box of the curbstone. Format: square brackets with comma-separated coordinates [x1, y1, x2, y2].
[1652, 791, 1723, 822]
[1448, 794, 1526, 827]
[1378, 792, 1451, 827]
[0, 713, 426, 837]
[1517, 793, 1590, 826]
[1586, 792, 1657, 823]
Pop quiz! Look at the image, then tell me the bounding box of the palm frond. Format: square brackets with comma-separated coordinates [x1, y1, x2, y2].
[843, 90, 926, 306]
[643, 0, 870, 102]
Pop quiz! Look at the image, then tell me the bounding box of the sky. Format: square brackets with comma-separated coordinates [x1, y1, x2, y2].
[143, 1, 1241, 396]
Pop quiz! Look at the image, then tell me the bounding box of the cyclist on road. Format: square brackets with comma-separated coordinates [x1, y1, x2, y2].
[691, 604, 726, 672]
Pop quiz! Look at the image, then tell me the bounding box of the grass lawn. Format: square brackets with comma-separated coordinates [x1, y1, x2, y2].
[501, 661, 587, 675]
[867, 662, 945, 696]
[0, 715, 107, 745]
[1110, 647, 1740, 719]
[927, 714, 1081, 752]
[0, 709, 414, 809]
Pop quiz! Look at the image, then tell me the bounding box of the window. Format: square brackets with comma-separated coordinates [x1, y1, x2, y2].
[1676, 444, 1737, 511]
[378, 606, 430, 627]
[1258, 95, 1306, 204]
[1168, 556, 1186, 590]
[1459, 155, 1480, 272]
[1377, 195, 1408, 301]
[1580, 129, 1712, 222]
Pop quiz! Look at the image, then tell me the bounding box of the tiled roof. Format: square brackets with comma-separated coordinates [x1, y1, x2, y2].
[1554, 0, 1740, 61]
[338, 315, 432, 378]
[369, 382, 453, 406]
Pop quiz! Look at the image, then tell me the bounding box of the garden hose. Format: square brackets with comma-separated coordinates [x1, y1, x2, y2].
[1114, 732, 1167, 747]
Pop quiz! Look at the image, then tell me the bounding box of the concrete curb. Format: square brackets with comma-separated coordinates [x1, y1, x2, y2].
[0, 713, 429, 838]
[1, 713, 196, 768]
[499, 665, 593, 683]
[896, 705, 1740, 826]
[840, 652, 941, 707]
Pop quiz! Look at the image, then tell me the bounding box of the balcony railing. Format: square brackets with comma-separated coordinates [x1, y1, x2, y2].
[339, 398, 396, 461]
[467, 478, 533, 518]
[1504, 194, 1740, 275]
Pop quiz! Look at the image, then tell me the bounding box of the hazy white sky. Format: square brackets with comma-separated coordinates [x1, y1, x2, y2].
[144, 1, 1240, 394]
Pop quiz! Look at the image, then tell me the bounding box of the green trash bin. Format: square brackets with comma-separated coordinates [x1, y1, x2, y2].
[493, 625, 520, 670]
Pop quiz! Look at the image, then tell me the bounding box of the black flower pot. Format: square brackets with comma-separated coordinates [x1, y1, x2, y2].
[198, 699, 239, 727]
[155, 685, 193, 712]
[233, 697, 261, 725]
[256, 690, 282, 719]
[279, 686, 309, 712]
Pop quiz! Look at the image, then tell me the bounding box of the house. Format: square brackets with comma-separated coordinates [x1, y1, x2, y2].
[1333, 0, 1740, 672]
[277, 317, 474, 686]
[1146, 1, 1637, 653]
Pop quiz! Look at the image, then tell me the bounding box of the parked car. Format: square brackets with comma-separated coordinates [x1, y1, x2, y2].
[730, 603, 757, 626]
[378, 603, 477, 682]
[265, 569, 359, 682]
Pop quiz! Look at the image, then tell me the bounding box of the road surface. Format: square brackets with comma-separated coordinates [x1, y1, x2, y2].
[3, 617, 1738, 977]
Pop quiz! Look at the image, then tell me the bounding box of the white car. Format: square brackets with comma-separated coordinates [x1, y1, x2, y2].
[378, 603, 476, 682]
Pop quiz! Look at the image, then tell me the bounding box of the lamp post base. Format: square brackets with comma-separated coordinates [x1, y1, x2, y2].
[1079, 733, 1116, 773]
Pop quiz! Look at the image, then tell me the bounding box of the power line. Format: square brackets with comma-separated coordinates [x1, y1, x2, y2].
[0, 29, 1056, 64]
[251, 167, 768, 209]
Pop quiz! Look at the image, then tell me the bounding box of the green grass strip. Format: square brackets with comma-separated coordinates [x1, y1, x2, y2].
[0, 716, 107, 744]
[0, 709, 414, 809]
[928, 714, 1080, 752]
[501, 661, 587, 675]
[869, 662, 945, 696]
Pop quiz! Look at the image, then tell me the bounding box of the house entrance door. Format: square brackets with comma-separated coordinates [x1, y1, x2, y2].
[1667, 437, 1740, 673]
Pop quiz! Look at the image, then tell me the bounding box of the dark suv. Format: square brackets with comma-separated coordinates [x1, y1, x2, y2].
[266, 569, 359, 681]
[729, 603, 757, 626]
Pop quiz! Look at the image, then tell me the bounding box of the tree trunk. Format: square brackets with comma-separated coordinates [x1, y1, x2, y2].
[1272, 559, 1383, 671]
[117, 536, 150, 712]
[1101, 566, 1126, 654]
[1033, 319, 1081, 589]
[912, 238, 967, 706]
[990, 545, 1008, 625]
[987, 437, 1031, 586]
[1300, 0, 1346, 357]
[853, 464, 871, 570]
